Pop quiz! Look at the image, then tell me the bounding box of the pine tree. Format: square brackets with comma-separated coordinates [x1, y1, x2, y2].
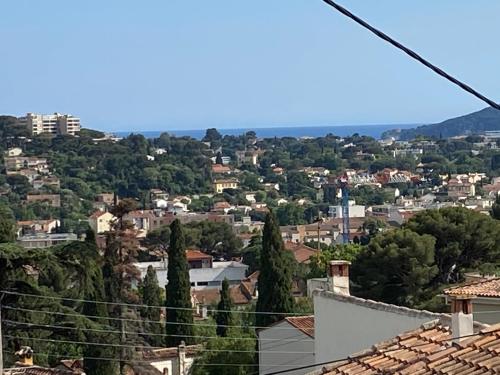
[256, 212, 294, 327]
[165, 219, 194, 346]
[215, 278, 232, 337]
[141, 265, 163, 347]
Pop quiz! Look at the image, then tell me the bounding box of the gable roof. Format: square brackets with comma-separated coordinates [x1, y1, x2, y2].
[285, 316, 315, 338]
[284, 242, 320, 264]
[4, 366, 77, 375]
[444, 278, 500, 298]
[313, 320, 500, 374]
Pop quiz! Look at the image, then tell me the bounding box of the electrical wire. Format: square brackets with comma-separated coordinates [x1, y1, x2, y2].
[321, 0, 500, 111]
[1, 305, 312, 331]
[0, 290, 312, 316]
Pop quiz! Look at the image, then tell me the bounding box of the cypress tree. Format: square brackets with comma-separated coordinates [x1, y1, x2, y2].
[215, 152, 223, 165]
[142, 265, 163, 347]
[85, 227, 97, 245]
[215, 278, 232, 337]
[256, 212, 294, 327]
[165, 219, 194, 346]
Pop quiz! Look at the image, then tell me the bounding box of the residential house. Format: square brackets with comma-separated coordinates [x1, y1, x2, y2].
[95, 192, 115, 206]
[4, 346, 83, 374]
[88, 211, 117, 233]
[281, 223, 340, 246]
[212, 201, 234, 214]
[192, 276, 258, 307]
[6, 169, 40, 183]
[211, 164, 232, 174]
[210, 155, 231, 165]
[258, 316, 315, 375]
[284, 241, 320, 264]
[135, 251, 248, 291]
[123, 210, 156, 235]
[17, 233, 78, 249]
[235, 149, 260, 165]
[311, 261, 464, 365]
[141, 344, 201, 375]
[150, 189, 169, 201]
[32, 176, 60, 190]
[307, 318, 499, 374]
[4, 156, 48, 172]
[26, 194, 61, 207]
[17, 219, 59, 236]
[213, 178, 239, 193]
[443, 277, 500, 325]
[447, 178, 476, 199]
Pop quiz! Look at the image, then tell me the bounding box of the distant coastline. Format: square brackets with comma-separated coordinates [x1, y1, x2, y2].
[115, 123, 418, 140]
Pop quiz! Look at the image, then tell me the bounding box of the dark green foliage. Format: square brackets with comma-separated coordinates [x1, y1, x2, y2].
[141, 266, 164, 347]
[384, 107, 500, 140]
[215, 279, 232, 337]
[0, 214, 16, 243]
[256, 212, 294, 327]
[491, 195, 500, 220]
[165, 219, 194, 346]
[352, 229, 437, 306]
[276, 203, 305, 226]
[242, 234, 262, 275]
[85, 227, 97, 245]
[405, 207, 500, 283]
[191, 333, 256, 375]
[215, 152, 223, 165]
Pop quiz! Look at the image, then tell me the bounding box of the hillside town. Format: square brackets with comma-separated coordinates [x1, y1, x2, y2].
[1, 112, 500, 374]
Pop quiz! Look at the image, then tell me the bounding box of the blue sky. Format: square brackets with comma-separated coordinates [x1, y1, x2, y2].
[1, 0, 499, 131]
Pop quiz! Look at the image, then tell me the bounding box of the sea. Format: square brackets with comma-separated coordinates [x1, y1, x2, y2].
[115, 123, 417, 140]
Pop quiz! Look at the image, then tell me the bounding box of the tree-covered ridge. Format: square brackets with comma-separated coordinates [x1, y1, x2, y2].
[383, 107, 500, 140]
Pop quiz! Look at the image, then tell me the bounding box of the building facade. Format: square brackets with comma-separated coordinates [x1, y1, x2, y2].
[17, 113, 81, 136]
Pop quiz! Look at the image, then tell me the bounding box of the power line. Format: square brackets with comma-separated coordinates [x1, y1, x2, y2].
[1, 290, 312, 316]
[0, 350, 262, 368]
[2, 321, 314, 353]
[1, 305, 311, 331]
[321, 0, 500, 111]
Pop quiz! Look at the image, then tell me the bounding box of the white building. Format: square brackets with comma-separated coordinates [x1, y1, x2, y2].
[142, 344, 200, 375]
[328, 201, 365, 219]
[312, 261, 451, 365]
[258, 316, 315, 375]
[17, 113, 81, 136]
[135, 260, 248, 290]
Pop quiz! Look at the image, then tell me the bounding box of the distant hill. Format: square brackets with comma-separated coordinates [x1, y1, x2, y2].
[382, 107, 500, 140]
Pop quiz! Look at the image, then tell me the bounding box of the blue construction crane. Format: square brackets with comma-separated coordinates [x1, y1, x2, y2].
[339, 179, 350, 244]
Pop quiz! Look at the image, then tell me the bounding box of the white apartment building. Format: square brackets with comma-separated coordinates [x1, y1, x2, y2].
[17, 113, 81, 136]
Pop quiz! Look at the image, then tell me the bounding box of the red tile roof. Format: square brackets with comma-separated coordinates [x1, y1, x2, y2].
[444, 278, 500, 298]
[316, 320, 500, 374]
[4, 366, 78, 374]
[186, 249, 212, 261]
[284, 242, 320, 264]
[285, 316, 315, 338]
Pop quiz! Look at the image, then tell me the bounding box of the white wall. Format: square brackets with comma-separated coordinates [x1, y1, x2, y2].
[314, 290, 443, 365]
[259, 321, 315, 375]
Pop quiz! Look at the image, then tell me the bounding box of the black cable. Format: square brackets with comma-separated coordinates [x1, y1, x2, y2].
[321, 0, 500, 111]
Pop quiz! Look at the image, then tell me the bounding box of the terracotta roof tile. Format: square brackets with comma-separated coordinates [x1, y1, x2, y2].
[315, 321, 500, 374]
[443, 278, 500, 298]
[186, 249, 212, 261]
[285, 316, 315, 338]
[284, 242, 320, 264]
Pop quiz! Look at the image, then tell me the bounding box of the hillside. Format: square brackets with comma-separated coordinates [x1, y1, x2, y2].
[383, 107, 500, 140]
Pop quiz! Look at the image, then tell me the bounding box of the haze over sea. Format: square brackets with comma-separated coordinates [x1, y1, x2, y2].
[116, 123, 417, 140]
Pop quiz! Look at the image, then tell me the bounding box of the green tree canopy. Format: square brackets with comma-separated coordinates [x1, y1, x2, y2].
[165, 219, 194, 346]
[351, 229, 437, 307]
[256, 212, 294, 326]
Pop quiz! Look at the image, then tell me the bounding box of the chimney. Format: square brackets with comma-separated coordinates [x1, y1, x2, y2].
[15, 346, 34, 366]
[327, 260, 350, 295]
[177, 341, 186, 375]
[449, 295, 474, 343]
